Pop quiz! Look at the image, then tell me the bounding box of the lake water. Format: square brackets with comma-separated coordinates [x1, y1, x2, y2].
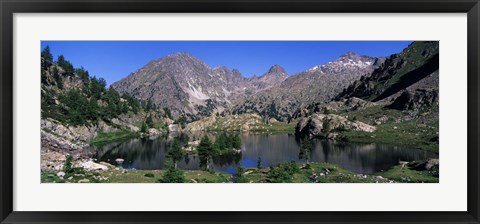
[91, 133, 437, 175]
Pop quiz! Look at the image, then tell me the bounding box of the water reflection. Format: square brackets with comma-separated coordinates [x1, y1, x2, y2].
[90, 133, 437, 174]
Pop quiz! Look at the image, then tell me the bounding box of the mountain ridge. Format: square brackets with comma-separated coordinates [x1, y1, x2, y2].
[111, 51, 388, 122]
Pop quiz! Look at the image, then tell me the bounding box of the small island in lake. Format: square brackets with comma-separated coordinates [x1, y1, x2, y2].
[41, 41, 439, 183]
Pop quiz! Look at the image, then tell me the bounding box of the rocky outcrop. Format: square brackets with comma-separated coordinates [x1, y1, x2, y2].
[41, 148, 114, 172]
[407, 158, 439, 177]
[168, 124, 181, 133]
[148, 128, 162, 136]
[343, 97, 377, 111]
[388, 89, 438, 114]
[184, 115, 218, 132]
[184, 114, 265, 132]
[41, 119, 97, 142]
[296, 114, 376, 139]
[41, 110, 168, 145]
[41, 131, 90, 156]
[41, 150, 68, 171]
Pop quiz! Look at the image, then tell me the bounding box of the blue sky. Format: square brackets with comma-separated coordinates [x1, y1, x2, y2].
[41, 41, 412, 86]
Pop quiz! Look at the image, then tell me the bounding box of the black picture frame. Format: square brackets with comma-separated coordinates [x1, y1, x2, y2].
[1, 0, 479, 223]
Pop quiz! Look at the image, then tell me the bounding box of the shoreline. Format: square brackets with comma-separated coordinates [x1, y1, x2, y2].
[41, 161, 439, 184]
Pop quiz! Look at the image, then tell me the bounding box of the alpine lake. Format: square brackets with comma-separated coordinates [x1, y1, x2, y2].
[88, 132, 437, 175]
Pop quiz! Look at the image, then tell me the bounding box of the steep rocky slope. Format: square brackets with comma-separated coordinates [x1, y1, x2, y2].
[295, 42, 439, 150]
[230, 52, 385, 122]
[111, 53, 288, 121]
[335, 41, 439, 103]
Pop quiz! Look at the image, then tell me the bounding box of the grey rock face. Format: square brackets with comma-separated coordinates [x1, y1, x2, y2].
[111, 53, 289, 121]
[295, 113, 376, 139]
[335, 41, 439, 102]
[249, 64, 289, 91]
[231, 52, 384, 121]
[388, 89, 438, 114]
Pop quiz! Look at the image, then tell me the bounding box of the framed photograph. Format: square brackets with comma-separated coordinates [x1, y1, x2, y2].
[1, 0, 479, 223]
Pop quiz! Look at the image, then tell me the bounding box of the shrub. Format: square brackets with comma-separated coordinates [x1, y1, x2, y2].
[322, 117, 331, 133]
[145, 115, 154, 128]
[323, 107, 330, 115]
[234, 166, 248, 183]
[144, 173, 155, 178]
[257, 157, 263, 169]
[158, 166, 185, 183]
[267, 162, 299, 183]
[64, 154, 74, 174]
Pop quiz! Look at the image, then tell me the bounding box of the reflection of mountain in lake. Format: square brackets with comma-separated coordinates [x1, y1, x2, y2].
[310, 141, 432, 174]
[91, 133, 436, 174]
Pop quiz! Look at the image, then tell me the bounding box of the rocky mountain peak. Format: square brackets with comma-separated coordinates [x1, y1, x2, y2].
[266, 64, 287, 76]
[340, 51, 359, 59]
[213, 66, 229, 72]
[159, 52, 207, 68]
[166, 52, 195, 59]
[338, 51, 375, 62]
[307, 52, 381, 73]
[232, 69, 243, 77]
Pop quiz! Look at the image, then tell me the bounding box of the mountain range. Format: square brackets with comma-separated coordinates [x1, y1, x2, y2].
[111, 50, 386, 122]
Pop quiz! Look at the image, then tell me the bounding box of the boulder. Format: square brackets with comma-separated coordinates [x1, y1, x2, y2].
[148, 128, 161, 136]
[425, 159, 439, 170]
[168, 124, 181, 132]
[115, 158, 125, 165]
[268, 118, 279, 123]
[81, 160, 109, 171]
[99, 161, 116, 168]
[408, 158, 439, 171]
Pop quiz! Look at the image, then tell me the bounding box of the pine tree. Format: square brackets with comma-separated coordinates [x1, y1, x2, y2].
[87, 76, 106, 100]
[232, 134, 242, 149]
[75, 66, 90, 82]
[52, 67, 63, 89]
[146, 100, 153, 111]
[164, 107, 172, 119]
[322, 117, 331, 134]
[299, 137, 313, 163]
[145, 115, 154, 128]
[140, 122, 148, 133]
[257, 157, 263, 169]
[197, 135, 215, 171]
[214, 133, 227, 151]
[41, 46, 53, 69]
[167, 139, 185, 169]
[56, 55, 74, 75]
